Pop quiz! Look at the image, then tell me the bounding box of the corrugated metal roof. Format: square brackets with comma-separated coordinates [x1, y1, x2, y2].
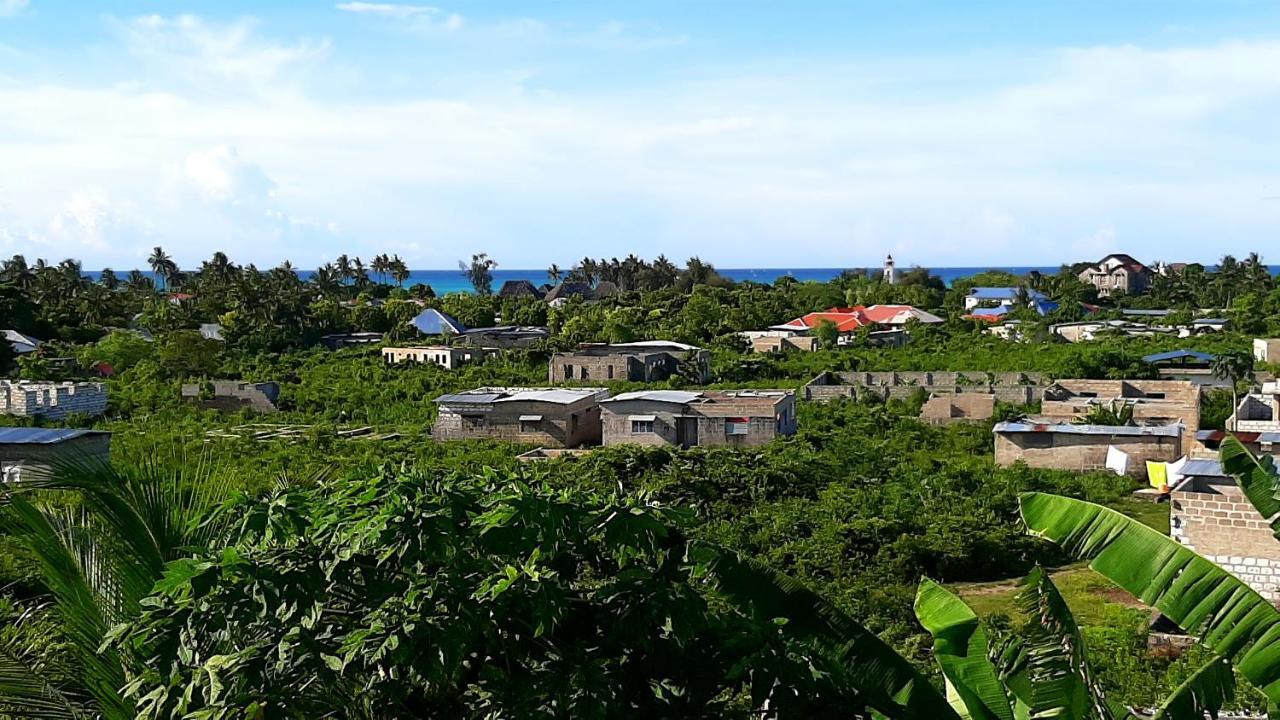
[0, 428, 107, 445]
[611, 340, 703, 351]
[1143, 350, 1215, 363]
[604, 390, 703, 404]
[1180, 458, 1229, 478]
[994, 422, 1181, 437]
[967, 287, 1048, 300]
[436, 387, 605, 406]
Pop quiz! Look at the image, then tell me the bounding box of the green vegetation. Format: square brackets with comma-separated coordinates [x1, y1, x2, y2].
[3, 250, 1280, 716]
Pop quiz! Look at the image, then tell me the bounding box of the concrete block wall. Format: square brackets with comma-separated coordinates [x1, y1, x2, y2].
[804, 371, 1046, 403]
[920, 394, 995, 424]
[433, 399, 602, 448]
[1041, 379, 1200, 449]
[994, 433, 1181, 479]
[1172, 484, 1280, 602]
[181, 381, 280, 413]
[0, 381, 108, 420]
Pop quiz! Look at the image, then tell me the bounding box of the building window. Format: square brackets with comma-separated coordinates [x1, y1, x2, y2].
[521, 420, 540, 433]
[607, 365, 614, 380]
[632, 420, 654, 434]
[563, 364, 573, 380]
[725, 418, 750, 435]
[581, 367, 590, 380]
[462, 414, 487, 428]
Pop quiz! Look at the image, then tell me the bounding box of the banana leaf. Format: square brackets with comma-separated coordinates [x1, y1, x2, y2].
[914, 578, 1014, 720]
[1019, 492, 1280, 703]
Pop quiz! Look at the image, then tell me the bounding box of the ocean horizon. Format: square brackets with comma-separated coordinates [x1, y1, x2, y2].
[86, 265, 1280, 295]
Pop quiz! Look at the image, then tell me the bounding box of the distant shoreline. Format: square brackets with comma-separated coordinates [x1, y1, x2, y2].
[84, 264, 1280, 294]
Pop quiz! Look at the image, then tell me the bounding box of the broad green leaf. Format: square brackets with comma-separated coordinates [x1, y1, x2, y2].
[1220, 435, 1280, 539]
[1019, 492, 1280, 703]
[702, 543, 961, 720]
[1150, 654, 1233, 720]
[914, 578, 1014, 720]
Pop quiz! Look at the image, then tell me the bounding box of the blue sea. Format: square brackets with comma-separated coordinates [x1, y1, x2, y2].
[87, 266, 1279, 295]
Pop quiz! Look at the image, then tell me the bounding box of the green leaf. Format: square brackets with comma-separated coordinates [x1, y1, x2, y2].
[1220, 435, 1280, 539]
[702, 542, 961, 720]
[1019, 492, 1280, 703]
[1150, 654, 1234, 720]
[914, 578, 1014, 720]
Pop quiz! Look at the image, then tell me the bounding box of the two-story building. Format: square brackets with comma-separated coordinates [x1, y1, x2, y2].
[549, 342, 710, 384]
[432, 387, 608, 447]
[1077, 253, 1153, 297]
[1037, 379, 1201, 450]
[598, 389, 796, 448]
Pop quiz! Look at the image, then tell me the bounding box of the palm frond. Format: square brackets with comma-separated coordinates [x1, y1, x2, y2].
[914, 578, 1014, 720]
[1150, 654, 1234, 720]
[1019, 492, 1280, 704]
[700, 542, 960, 720]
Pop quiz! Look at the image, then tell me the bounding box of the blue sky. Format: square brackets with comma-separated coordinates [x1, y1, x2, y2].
[2, 1, 1279, 270]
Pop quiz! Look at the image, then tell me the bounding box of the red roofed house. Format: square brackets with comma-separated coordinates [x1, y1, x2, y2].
[771, 305, 942, 337]
[1077, 254, 1152, 297]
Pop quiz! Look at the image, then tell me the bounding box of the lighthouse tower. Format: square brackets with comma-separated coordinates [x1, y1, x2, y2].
[883, 254, 900, 285]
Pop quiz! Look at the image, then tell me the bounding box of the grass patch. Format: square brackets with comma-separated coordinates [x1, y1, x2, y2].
[1109, 496, 1170, 534]
[951, 566, 1148, 627]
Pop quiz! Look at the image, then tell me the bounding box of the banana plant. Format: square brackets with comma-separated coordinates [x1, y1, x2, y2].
[1220, 435, 1280, 540]
[1019, 492, 1280, 706]
[916, 571, 1235, 720]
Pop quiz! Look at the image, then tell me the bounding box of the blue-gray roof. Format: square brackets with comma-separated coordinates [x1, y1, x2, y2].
[1179, 458, 1228, 478]
[994, 422, 1181, 437]
[967, 287, 1048, 300]
[411, 308, 467, 336]
[0, 428, 108, 445]
[1142, 350, 1215, 364]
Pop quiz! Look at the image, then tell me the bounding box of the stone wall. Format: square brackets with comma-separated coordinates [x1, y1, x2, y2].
[0, 381, 108, 420]
[433, 398, 602, 448]
[994, 431, 1181, 479]
[804, 371, 1047, 403]
[1172, 480, 1280, 602]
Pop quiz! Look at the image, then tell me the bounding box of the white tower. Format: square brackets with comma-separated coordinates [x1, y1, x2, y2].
[883, 254, 900, 285]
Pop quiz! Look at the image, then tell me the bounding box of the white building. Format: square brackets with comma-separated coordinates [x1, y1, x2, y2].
[882, 255, 900, 285]
[382, 345, 496, 370]
[1229, 382, 1280, 433]
[1255, 338, 1280, 364]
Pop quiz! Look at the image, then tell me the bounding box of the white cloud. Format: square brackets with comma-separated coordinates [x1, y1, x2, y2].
[336, 2, 462, 31]
[336, 3, 437, 19]
[2, 15, 1280, 268]
[0, 0, 27, 18]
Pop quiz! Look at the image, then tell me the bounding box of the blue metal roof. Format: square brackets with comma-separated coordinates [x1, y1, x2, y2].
[411, 308, 467, 336]
[969, 306, 1010, 317]
[1142, 350, 1216, 364]
[0, 428, 107, 445]
[966, 287, 1048, 300]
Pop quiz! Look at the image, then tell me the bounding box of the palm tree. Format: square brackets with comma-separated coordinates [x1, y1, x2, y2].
[0, 458, 234, 718]
[98, 268, 119, 290]
[547, 264, 562, 283]
[334, 254, 353, 285]
[459, 253, 498, 295]
[1211, 351, 1254, 419]
[389, 255, 410, 287]
[371, 254, 390, 285]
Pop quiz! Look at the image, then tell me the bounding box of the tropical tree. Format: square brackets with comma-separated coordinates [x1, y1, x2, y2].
[459, 252, 498, 295]
[1211, 351, 1255, 416]
[389, 254, 410, 287]
[113, 467, 954, 719]
[547, 263, 562, 283]
[0, 458, 234, 719]
[146, 247, 179, 290]
[1074, 399, 1136, 426]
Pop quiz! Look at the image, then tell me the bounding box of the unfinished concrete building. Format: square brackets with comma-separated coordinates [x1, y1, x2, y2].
[432, 387, 607, 448]
[919, 393, 997, 425]
[1038, 379, 1200, 449]
[382, 346, 497, 369]
[993, 422, 1182, 480]
[1171, 460, 1280, 602]
[599, 389, 796, 449]
[549, 342, 710, 384]
[804, 371, 1048, 404]
[0, 381, 108, 420]
[181, 381, 280, 413]
[1229, 382, 1280, 434]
